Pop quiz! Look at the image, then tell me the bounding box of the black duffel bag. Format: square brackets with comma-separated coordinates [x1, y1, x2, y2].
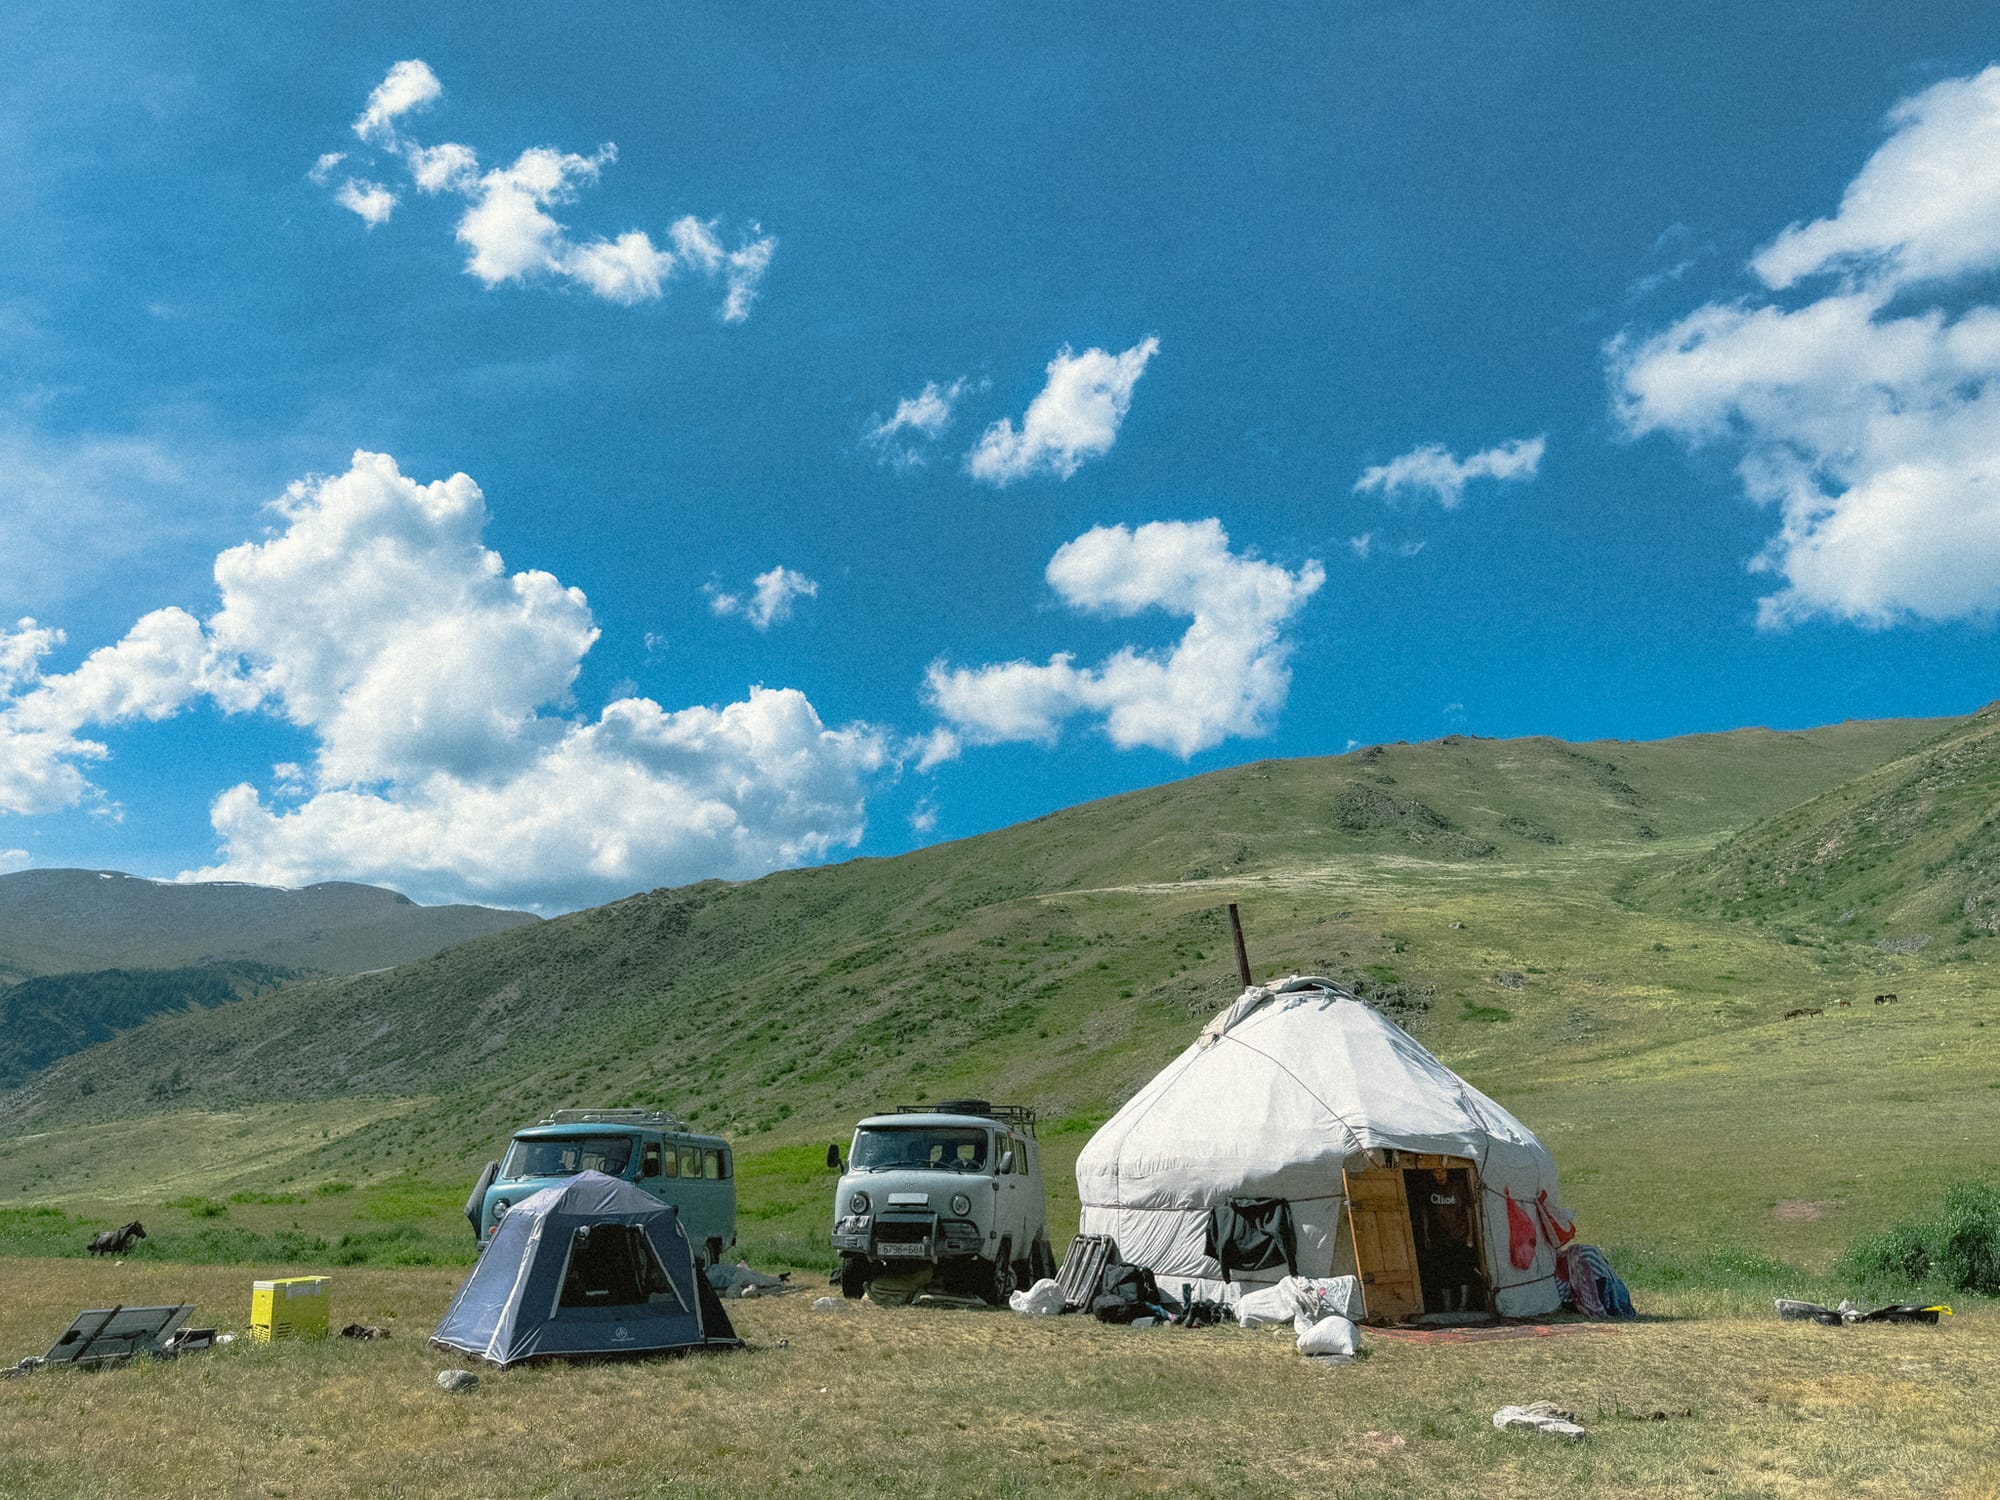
[1091, 1261, 1164, 1323]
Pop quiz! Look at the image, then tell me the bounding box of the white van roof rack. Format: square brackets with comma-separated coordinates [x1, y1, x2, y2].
[891, 1101, 1037, 1136]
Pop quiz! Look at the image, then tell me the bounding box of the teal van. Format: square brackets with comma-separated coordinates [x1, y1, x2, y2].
[464, 1109, 736, 1265]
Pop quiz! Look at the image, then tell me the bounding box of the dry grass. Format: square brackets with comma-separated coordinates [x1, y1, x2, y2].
[1, 1259, 1995, 1499]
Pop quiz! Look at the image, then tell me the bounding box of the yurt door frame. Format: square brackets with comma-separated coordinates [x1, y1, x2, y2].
[1342, 1152, 1490, 1323]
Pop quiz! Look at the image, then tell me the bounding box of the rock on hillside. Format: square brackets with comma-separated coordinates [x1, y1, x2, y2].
[0, 869, 538, 984]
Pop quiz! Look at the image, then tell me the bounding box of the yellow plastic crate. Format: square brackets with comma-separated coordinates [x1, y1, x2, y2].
[250, 1276, 329, 1341]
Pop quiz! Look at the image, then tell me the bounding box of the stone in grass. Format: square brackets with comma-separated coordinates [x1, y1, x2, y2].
[436, 1369, 479, 1394]
[811, 1297, 847, 1312]
[1493, 1402, 1585, 1441]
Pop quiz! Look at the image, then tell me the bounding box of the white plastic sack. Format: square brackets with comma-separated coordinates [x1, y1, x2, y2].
[1295, 1314, 1359, 1357]
[1239, 1273, 1365, 1328]
[1235, 1279, 1304, 1328]
[1306, 1276, 1365, 1321]
[1008, 1278, 1065, 1316]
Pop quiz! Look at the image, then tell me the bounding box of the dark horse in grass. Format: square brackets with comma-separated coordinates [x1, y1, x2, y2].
[86, 1221, 146, 1256]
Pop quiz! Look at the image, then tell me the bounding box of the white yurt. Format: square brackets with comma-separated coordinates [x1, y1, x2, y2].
[1075, 975, 1571, 1319]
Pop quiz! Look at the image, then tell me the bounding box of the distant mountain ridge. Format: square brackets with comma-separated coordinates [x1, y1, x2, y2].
[0, 869, 539, 984]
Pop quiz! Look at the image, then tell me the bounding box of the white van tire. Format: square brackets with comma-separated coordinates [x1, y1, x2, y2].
[981, 1240, 1016, 1305]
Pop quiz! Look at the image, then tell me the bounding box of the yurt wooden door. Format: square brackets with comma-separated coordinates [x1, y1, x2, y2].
[1342, 1165, 1422, 1323]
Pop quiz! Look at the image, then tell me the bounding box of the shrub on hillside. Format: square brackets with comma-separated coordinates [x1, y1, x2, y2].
[1838, 1182, 2000, 1294]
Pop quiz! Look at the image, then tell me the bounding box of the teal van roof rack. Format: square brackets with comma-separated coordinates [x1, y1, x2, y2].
[538, 1108, 691, 1132]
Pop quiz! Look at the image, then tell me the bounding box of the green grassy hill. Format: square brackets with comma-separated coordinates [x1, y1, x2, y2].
[1637, 702, 2000, 949]
[0, 961, 305, 1090]
[1, 710, 1993, 1286]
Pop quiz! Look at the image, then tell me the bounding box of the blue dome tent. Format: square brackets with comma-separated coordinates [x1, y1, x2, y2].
[432, 1171, 740, 1366]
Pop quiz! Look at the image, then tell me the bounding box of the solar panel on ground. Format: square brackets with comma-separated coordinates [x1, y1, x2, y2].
[40, 1304, 196, 1367]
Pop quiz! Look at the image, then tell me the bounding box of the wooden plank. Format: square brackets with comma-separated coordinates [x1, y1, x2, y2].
[1343, 1167, 1423, 1323]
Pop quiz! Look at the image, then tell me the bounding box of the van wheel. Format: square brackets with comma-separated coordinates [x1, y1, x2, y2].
[981, 1241, 1016, 1305]
[705, 1236, 725, 1269]
[839, 1255, 868, 1299]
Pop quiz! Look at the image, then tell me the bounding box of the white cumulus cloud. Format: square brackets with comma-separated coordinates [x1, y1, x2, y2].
[0, 618, 62, 695]
[925, 519, 1323, 759]
[0, 607, 212, 817]
[405, 141, 480, 195]
[200, 453, 599, 785]
[353, 59, 443, 147]
[1751, 69, 2000, 292]
[667, 215, 776, 324]
[14, 607, 210, 735]
[864, 378, 975, 469]
[320, 61, 776, 318]
[0, 618, 87, 815]
[0, 453, 889, 910]
[196, 685, 886, 910]
[0, 848, 27, 874]
[707, 566, 819, 631]
[1612, 63, 2000, 626]
[966, 338, 1159, 486]
[454, 145, 614, 287]
[334, 178, 397, 227]
[1352, 436, 1545, 508]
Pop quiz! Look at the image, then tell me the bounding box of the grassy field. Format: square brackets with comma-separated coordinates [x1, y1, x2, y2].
[0, 1259, 1994, 1499]
[6, 833, 1994, 1285]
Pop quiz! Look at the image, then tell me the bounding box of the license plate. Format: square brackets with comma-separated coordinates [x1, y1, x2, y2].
[877, 1243, 929, 1258]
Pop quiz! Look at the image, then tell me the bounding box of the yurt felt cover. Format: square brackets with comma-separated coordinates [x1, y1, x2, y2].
[1075, 977, 1568, 1316]
[432, 1171, 739, 1366]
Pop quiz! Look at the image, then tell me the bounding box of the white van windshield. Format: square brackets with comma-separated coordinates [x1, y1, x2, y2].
[850, 1127, 990, 1172]
[501, 1134, 636, 1179]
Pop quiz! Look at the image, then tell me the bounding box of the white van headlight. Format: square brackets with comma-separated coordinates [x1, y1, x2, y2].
[950, 1193, 972, 1216]
[849, 1190, 871, 1214]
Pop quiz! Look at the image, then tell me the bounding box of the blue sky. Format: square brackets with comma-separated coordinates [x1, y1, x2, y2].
[3, 3, 1999, 911]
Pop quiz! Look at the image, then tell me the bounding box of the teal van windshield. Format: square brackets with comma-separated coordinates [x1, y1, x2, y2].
[503, 1135, 635, 1178]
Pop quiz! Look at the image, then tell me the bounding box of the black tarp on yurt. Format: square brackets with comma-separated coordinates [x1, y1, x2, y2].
[432, 1171, 739, 1367]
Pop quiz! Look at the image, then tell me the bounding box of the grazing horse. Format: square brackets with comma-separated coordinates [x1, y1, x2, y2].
[86, 1221, 147, 1256]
